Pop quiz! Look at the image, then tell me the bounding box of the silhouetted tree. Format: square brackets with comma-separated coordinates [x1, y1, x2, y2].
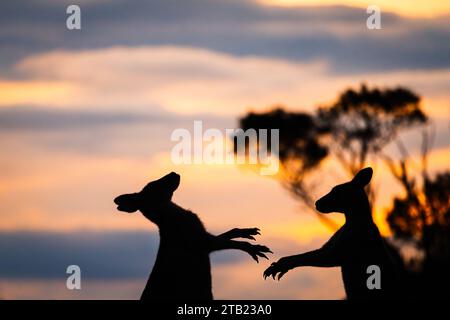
[388, 172, 450, 259]
[317, 84, 427, 175]
[384, 135, 450, 297]
[236, 84, 428, 225]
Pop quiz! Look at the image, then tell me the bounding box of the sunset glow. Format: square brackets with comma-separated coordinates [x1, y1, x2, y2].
[1, 0, 449, 300]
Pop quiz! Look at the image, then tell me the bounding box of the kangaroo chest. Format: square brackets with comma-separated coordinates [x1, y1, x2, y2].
[339, 224, 390, 299]
[142, 211, 213, 300]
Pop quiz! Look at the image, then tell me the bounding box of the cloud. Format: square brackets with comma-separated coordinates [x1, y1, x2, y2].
[0, 106, 164, 130]
[0, 230, 243, 279]
[258, 0, 450, 18]
[0, 278, 144, 300]
[2, 46, 450, 119]
[0, 105, 232, 131]
[1, 1, 450, 73]
[1, 46, 329, 114]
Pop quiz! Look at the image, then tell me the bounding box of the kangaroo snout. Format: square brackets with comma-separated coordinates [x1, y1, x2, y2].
[114, 193, 140, 213]
[315, 198, 332, 213]
[315, 198, 324, 212]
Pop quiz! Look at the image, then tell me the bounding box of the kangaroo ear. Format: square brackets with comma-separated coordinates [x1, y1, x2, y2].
[351, 167, 373, 188]
[166, 172, 180, 192]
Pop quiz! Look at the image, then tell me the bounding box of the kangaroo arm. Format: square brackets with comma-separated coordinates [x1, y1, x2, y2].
[217, 227, 260, 240]
[217, 229, 237, 240]
[288, 248, 341, 268]
[207, 233, 248, 252]
[289, 228, 346, 268]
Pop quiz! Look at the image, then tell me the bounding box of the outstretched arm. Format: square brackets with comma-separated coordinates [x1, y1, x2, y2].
[218, 227, 260, 240]
[207, 233, 272, 263]
[263, 248, 341, 280]
[264, 228, 345, 280]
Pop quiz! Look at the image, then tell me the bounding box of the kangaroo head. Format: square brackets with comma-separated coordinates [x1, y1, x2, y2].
[114, 172, 180, 216]
[315, 167, 373, 215]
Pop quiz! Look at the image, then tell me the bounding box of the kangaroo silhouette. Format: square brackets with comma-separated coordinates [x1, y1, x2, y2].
[114, 172, 272, 300]
[264, 167, 398, 299]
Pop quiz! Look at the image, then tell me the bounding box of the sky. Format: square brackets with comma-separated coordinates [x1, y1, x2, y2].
[0, 0, 449, 299]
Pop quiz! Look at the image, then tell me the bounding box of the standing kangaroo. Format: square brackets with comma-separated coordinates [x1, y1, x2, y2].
[114, 172, 272, 300]
[264, 168, 398, 299]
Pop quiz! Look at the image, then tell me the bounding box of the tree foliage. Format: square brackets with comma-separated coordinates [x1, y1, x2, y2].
[237, 85, 428, 219]
[317, 84, 427, 175]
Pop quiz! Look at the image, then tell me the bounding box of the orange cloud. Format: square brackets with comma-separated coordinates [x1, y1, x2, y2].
[257, 0, 450, 18]
[0, 80, 77, 107]
[1, 46, 449, 119]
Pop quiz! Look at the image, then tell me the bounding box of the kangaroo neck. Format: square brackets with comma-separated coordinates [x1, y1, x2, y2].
[344, 197, 373, 226]
[154, 202, 185, 227]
